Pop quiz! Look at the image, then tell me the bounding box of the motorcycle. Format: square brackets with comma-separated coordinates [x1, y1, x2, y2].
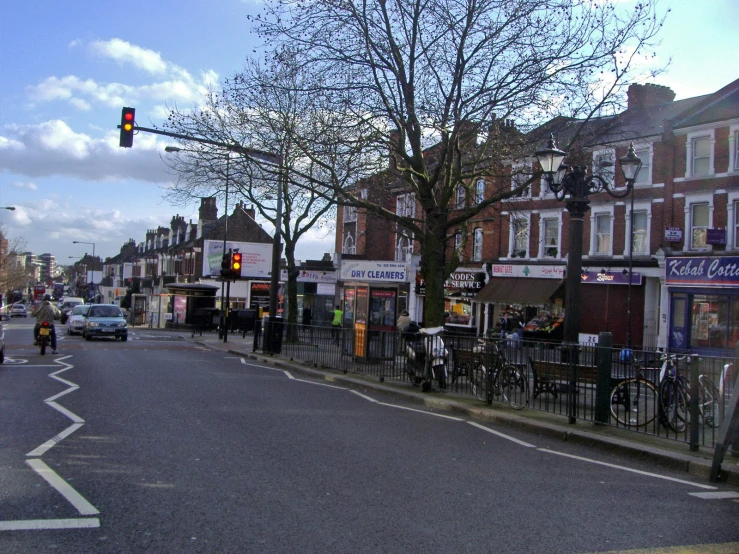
[38, 321, 53, 355]
[402, 323, 448, 392]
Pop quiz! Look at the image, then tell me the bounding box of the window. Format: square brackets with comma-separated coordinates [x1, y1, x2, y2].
[343, 205, 357, 223]
[475, 180, 485, 205]
[455, 185, 466, 209]
[733, 130, 739, 172]
[543, 218, 559, 257]
[632, 211, 648, 254]
[396, 193, 415, 218]
[395, 235, 412, 262]
[342, 233, 356, 255]
[472, 228, 483, 261]
[692, 136, 711, 176]
[734, 201, 739, 249]
[593, 149, 615, 186]
[454, 231, 463, 254]
[595, 213, 612, 255]
[511, 163, 531, 198]
[634, 147, 651, 185]
[691, 203, 709, 249]
[512, 218, 528, 257]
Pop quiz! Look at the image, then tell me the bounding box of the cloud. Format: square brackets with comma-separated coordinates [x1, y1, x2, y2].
[10, 182, 38, 191]
[0, 119, 175, 183]
[89, 38, 168, 75]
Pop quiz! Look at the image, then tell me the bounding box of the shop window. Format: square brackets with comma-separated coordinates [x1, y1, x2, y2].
[595, 213, 612, 255]
[472, 228, 483, 261]
[690, 203, 709, 249]
[690, 295, 730, 350]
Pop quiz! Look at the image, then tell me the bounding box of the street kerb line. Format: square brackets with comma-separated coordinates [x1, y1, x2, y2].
[351, 391, 380, 403]
[26, 459, 99, 515]
[0, 518, 100, 531]
[293, 378, 346, 390]
[538, 448, 719, 490]
[468, 421, 537, 447]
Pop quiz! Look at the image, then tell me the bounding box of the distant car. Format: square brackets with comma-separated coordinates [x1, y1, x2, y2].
[59, 297, 85, 323]
[10, 303, 27, 318]
[67, 304, 91, 336]
[84, 304, 128, 341]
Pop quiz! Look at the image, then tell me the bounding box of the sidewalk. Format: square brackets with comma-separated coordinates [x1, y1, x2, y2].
[182, 331, 739, 486]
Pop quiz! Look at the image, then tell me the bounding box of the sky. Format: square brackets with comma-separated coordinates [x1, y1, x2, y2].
[1, 0, 737, 269]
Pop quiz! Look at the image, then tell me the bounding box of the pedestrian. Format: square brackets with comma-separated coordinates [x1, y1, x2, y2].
[331, 305, 343, 344]
[396, 310, 411, 333]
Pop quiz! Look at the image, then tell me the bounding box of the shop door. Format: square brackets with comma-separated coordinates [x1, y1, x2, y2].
[368, 289, 397, 359]
[669, 294, 689, 351]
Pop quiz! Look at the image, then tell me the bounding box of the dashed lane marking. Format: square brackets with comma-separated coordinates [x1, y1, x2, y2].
[25, 459, 99, 516]
[0, 518, 100, 531]
[688, 491, 739, 499]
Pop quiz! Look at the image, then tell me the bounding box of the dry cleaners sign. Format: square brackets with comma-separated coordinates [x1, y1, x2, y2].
[340, 261, 408, 282]
[666, 256, 739, 286]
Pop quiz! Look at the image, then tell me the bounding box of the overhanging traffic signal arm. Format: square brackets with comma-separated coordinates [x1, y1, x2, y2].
[231, 251, 242, 279]
[119, 107, 135, 148]
[220, 252, 231, 278]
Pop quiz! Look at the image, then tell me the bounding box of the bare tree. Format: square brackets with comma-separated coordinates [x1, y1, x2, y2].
[161, 56, 370, 329]
[0, 226, 30, 302]
[253, 0, 667, 325]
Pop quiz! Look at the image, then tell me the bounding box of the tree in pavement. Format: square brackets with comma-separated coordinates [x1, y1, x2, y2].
[161, 55, 371, 332]
[250, 0, 667, 326]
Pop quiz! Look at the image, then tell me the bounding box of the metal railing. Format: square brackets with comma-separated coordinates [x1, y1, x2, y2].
[217, 322, 738, 450]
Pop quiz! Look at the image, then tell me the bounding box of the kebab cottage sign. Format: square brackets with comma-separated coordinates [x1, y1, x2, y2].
[666, 256, 739, 286]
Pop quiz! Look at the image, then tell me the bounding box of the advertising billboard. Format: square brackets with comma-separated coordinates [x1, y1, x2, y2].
[202, 240, 272, 278]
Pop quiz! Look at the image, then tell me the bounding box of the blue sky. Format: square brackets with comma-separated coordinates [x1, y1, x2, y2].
[0, 0, 737, 268]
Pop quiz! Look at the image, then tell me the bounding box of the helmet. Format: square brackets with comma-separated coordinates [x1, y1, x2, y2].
[43, 294, 51, 301]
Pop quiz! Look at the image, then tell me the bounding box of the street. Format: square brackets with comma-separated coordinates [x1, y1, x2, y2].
[1, 321, 738, 553]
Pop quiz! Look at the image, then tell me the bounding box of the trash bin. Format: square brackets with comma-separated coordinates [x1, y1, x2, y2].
[263, 316, 284, 354]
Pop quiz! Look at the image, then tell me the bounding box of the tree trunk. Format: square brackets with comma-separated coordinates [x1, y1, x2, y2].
[419, 219, 448, 328]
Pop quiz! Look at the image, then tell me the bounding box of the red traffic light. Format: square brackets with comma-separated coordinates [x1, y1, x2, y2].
[119, 107, 135, 148]
[231, 252, 242, 277]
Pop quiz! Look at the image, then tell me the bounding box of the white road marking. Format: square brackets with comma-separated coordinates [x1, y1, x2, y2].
[467, 421, 537, 447]
[293, 378, 346, 390]
[538, 448, 718, 490]
[26, 459, 99, 515]
[283, 370, 295, 379]
[351, 391, 380, 403]
[689, 491, 739, 499]
[27, 423, 85, 457]
[45, 401, 84, 424]
[2, 357, 28, 364]
[45, 386, 79, 403]
[0, 518, 100, 531]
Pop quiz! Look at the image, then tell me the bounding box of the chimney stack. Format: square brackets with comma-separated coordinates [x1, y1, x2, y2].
[627, 83, 676, 110]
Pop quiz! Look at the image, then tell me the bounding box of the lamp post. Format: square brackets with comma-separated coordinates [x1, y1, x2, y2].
[536, 136, 642, 423]
[72, 241, 96, 302]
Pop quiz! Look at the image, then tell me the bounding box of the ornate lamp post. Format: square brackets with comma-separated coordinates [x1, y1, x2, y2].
[535, 136, 642, 423]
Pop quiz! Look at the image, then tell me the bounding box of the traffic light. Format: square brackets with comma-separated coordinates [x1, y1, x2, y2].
[220, 252, 231, 278]
[119, 107, 135, 148]
[231, 251, 242, 279]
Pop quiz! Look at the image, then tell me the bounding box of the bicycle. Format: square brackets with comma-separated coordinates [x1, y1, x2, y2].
[609, 356, 660, 427]
[657, 354, 720, 432]
[469, 339, 529, 410]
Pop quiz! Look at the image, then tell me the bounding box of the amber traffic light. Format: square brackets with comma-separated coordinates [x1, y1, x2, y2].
[231, 251, 242, 279]
[119, 107, 135, 148]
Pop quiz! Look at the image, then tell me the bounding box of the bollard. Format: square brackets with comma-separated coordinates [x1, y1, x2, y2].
[595, 332, 613, 425]
[689, 356, 700, 452]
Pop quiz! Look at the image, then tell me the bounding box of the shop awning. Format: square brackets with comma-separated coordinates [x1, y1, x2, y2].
[473, 278, 564, 306]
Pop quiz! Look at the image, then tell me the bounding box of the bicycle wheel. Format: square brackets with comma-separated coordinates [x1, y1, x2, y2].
[609, 378, 658, 427]
[698, 375, 720, 429]
[495, 365, 529, 410]
[659, 379, 688, 432]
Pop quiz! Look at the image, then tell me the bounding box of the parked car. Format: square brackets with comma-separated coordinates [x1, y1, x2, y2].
[84, 304, 128, 341]
[66, 304, 91, 336]
[10, 303, 27, 318]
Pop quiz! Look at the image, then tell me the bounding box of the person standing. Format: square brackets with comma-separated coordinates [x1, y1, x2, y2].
[396, 310, 412, 332]
[331, 305, 343, 344]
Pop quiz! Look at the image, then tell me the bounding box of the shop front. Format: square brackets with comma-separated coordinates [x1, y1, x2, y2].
[666, 256, 739, 354]
[339, 260, 410, 359]
[164, 283, 220, 327]
[280, 268, 337, 326]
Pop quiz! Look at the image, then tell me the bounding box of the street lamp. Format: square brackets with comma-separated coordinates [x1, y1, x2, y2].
[72, 241, 96, 301]
[536, 136, 641, 423]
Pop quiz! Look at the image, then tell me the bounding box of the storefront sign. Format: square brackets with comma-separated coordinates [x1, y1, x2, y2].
[280, 269, 338, 283]
[491, 264, 565, 279]
[444, 270, 486, 297]
[581, 271, 642, 285]
[665, 227, 683, 242]
[666, 256, 739, 286]
[707, 228, 726, 245]
[340, 260, 408, 282]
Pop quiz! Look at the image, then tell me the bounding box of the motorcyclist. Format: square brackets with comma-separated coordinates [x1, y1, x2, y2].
[31, 294, 61, 354]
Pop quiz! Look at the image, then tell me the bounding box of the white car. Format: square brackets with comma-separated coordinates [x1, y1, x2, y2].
[66, 304, 91, 335]
[10, 303, 27, 318]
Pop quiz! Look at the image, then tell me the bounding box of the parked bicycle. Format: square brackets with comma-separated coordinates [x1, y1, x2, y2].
[467, 339, 529, 409]
[658, 354, 720, 433]
[609, 356, 660, 427]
